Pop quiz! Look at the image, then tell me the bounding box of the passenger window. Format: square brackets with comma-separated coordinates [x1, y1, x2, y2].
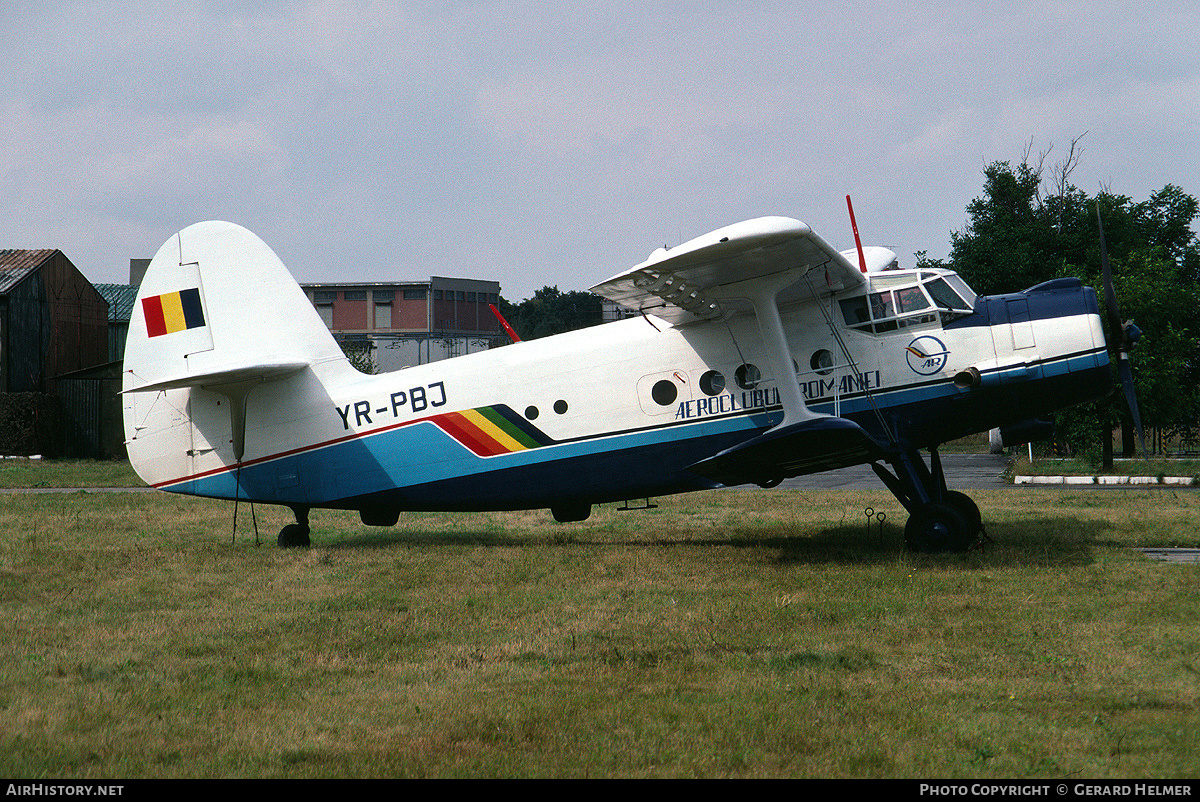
[651, 381, 677, 406]
[699, 370, 725, 396]
[735, 364, 761, 389]
[810, 350, 834, 375]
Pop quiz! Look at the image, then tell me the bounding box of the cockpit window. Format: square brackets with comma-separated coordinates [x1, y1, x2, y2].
[944, 274, 977, 307]
[840, 271, 975, 335]
[924, 278, 972, 312]
[869, 291, 895, 320]
[895, 287, 930, 313]
[840, 296, 869, 326]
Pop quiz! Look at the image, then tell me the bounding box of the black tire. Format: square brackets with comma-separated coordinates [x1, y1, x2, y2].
[904, 502, 972, 554]
[277, 523, 311, 548]
[943, 490, 982, 538]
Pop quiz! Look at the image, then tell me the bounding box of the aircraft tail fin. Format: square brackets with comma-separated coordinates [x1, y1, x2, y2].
[122, 221, 347, 396]
[122, 221, 353, 479]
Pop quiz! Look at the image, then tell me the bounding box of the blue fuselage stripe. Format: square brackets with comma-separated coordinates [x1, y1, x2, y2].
[168, 346, 1109, 509]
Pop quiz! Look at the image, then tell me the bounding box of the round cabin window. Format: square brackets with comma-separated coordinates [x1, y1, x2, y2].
[651, 379, 678, 406]
[735, 363, 761, 389]
[810, 350, 834, 376]
[699, 370, 725, 396]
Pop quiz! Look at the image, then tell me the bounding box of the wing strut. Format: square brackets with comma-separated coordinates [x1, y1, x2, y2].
[739, 274, 821, 429]
[803, 273, 899, 447]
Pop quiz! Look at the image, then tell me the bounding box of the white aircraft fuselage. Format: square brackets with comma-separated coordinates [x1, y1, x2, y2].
[122, 219, 1111, 550]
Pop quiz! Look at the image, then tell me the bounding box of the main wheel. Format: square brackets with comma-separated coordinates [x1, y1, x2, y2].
[278, 523, 311, 548]
[942, 491, 983, 538]
[904, 502, 972, 554]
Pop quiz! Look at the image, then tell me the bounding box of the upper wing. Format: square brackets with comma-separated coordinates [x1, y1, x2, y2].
[590, 216, 866, 325]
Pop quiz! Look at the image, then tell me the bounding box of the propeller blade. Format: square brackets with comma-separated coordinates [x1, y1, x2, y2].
[1117, 356, 1148, 458]
[1096, 205, 1126, 348]
[1097, 203, 1149, 460]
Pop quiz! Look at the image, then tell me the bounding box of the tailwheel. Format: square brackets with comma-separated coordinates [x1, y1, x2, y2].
[278, 507, 311, 548]
[904, 502, 973, 554]
[277, 523, 310, 548]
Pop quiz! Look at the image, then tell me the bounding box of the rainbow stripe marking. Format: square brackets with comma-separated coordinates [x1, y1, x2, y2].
[143, 288, 206, 338]
[434, 405, 553, 457]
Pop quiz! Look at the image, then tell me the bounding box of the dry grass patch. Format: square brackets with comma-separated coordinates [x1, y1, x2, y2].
[1, 486, 1197, 777]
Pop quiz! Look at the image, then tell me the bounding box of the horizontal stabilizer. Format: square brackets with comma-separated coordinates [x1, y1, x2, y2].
[122, 359, 309, 394]
[688, 417, 884, 487]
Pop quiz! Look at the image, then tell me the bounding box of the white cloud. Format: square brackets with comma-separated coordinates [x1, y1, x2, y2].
[0, 0, 1195, 296]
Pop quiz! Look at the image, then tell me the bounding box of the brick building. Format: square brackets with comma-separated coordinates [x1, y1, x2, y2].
[301, 276, 506, 370]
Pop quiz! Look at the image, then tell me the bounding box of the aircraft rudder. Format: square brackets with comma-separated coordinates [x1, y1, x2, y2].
[122, 221, 347, 485]
[124, 221, 343, 389]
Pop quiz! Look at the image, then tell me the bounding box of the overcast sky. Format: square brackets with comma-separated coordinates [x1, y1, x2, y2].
[2, 1, 1196, 301]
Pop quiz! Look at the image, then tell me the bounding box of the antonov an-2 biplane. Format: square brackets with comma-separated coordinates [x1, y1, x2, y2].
[122, 207, 1122, 552]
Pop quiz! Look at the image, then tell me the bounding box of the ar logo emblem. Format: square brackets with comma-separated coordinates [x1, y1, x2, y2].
[905, 336, 950, 375]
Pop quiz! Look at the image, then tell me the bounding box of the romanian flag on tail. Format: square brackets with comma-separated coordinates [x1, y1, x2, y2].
[142, 288, 206, 338]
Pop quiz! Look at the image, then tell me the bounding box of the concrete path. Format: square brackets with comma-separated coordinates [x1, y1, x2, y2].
[777, 453, 1011, 490]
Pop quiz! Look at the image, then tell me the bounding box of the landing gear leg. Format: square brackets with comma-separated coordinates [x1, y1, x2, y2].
[872, 447, 982, 553]
[278, 506, 311, 548]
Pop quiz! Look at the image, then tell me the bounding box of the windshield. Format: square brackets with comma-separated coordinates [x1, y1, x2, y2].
[925, 277, 970, 311]
[920, 272, 976, 309]
[840, 271, 975, 334]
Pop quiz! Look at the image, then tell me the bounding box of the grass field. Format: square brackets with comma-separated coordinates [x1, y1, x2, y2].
[1, 461, 1198, 778]
[0, 458, 144, 488]
[1012, 455, 1200, 482]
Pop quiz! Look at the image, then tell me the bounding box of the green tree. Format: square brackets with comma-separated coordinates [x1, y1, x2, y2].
[339, 339, 377, 374]
[946, 151, 1200, 458]
[949, 160, 1055, 296]
[499, 286, 604, 340]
